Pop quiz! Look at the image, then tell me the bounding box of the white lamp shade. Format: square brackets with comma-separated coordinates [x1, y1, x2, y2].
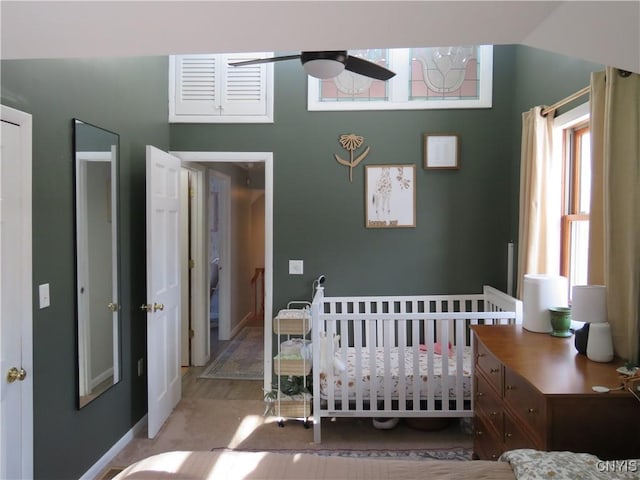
[303, 59, 345, 79]
[571, 285, 606, 323]
[523, 274, 568, 333]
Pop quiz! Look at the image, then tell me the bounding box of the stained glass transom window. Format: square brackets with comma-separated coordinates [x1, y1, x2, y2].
[308, 45, 492, 111]
[318, 49, 390, 102]
[410, 46, 480, 100]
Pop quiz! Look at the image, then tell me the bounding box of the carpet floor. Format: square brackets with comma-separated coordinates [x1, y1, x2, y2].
[200, 327, 263, 380]
[107, 397, 473, 471]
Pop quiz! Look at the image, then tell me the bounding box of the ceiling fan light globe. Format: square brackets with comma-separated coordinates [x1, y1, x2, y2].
[303, 59, 345, 79]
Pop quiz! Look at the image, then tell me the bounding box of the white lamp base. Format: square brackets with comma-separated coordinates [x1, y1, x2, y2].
[586, 322, 614, 363]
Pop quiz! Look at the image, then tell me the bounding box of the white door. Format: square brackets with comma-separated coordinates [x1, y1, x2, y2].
[0, 106, 33, 479]
[145, 146, 182, 438]
[179, 169, 190, 366]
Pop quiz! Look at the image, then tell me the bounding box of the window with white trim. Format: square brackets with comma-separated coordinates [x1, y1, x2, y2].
[307, 45, 493, 111]
[169, 53, 274, 123]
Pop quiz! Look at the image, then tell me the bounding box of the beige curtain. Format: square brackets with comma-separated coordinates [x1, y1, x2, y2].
[589, 68, 640, 364]
[516, 106, 555, 298]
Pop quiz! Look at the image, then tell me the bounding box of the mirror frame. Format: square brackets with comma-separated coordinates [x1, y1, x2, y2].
[72, 119, 121, 408]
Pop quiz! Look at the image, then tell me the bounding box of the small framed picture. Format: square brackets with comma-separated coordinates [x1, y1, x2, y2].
[365, 164, 416, 228]
[423, 133, 460, 170]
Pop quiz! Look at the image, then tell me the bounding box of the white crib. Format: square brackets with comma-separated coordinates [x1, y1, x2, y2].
[310, 285, 522, 443]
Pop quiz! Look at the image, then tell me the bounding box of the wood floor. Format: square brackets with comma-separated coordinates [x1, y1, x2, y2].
[183, 317, 265, 401]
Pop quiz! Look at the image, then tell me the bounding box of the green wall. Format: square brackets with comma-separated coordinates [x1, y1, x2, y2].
[0, 45, 601, 479]
[170, 46, 520, 310]
[1, 57, 169, 479]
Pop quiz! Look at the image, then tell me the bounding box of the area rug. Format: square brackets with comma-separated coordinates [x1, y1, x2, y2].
[199, 327, 263, 380]
[211, 446, 472, 461]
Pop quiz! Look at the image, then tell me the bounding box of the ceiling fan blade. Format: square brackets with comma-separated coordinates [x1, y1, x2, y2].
[229, 54, 301, 67]
[345, 55, 396, 81]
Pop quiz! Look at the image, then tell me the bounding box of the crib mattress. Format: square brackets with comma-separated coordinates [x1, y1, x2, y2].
[319, 346, 473, 401]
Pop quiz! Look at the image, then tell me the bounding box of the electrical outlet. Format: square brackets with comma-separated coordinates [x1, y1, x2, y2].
[137, 358, 144, 376]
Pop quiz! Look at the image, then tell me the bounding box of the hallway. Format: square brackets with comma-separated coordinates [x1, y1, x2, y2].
[208, 316, 265, 370]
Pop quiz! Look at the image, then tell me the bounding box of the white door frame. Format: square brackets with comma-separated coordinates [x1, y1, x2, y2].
[0, 105, 33, 479]
[178, 166, 208, 366]
[172, 151, 273, 392]
[178, 168, 190, 366]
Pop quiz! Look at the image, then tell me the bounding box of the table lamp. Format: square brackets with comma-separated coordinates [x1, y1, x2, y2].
[571, 285, 613, 362]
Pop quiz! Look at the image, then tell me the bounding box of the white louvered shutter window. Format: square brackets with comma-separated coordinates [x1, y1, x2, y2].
[221, 53, 268, 116]
[169, 53, 274, 123]
[174, 55, 218, 115]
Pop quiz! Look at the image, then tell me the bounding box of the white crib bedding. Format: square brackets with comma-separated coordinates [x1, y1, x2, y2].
[319, 346, 473, 401]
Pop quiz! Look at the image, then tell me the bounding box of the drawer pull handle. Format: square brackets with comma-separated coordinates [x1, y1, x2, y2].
[528, 408, 537, 414]
[476, 430, 484, 436]
[478, 353, 486, 358]
[476, 392, 484, 397]
[505, 432, 513, 439]
[506, 385, 515, 390]
[490, 368, 500, 374]
[491, 454, 498, 460]
[490, 411, 498, 417]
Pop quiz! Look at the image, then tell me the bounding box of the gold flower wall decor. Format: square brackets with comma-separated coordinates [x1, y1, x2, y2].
[334, 133, 370, 182]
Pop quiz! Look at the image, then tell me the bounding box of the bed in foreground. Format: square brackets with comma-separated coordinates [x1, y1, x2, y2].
[111, 450, 513, 480]
[112, 449, 639, 479]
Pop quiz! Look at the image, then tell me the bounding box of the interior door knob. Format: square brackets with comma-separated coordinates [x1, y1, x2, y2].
[107, 302, 119, 312]
[140, 303, 165, 312]
[7, 367, 27, 383]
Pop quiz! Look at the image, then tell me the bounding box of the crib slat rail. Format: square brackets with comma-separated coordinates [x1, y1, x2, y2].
[311, 286, 522, 443]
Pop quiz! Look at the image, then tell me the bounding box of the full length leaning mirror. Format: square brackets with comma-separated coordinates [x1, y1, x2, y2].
[73, 119, 120, 408]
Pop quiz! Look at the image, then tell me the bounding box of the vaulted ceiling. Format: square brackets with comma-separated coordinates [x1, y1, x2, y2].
[1, 1, 638, 73]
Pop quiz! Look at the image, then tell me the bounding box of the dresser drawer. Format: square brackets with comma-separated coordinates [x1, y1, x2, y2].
[474, 415, 504, 461]
[475, 339, 503, 393]
[504, 367, 546, 440]
[475, 372, 503, 435]
[504, 411, 540, 450]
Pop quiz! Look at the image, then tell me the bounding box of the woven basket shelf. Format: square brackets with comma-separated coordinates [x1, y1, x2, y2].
[273, 309, 311, 335]
[273, 354, 311, 376]
[276, 394, 312, 418]
[278, 401, 311, 419]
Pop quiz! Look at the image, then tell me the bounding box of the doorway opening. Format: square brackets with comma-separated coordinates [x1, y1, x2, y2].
[174, 151, 273, 393]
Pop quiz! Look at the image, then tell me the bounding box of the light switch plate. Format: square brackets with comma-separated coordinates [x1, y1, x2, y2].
[289, 260, 304, 275]
[39, 283, 50, 309]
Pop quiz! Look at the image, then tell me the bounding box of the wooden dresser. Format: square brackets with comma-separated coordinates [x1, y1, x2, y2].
[471, 325, 640, 461]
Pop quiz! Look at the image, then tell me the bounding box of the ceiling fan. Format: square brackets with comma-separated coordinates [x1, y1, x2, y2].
[229, 51, 396, 81]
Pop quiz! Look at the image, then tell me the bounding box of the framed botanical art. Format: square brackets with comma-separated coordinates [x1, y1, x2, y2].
[424, 133, 460, 169]
[365, 164, 416, 228]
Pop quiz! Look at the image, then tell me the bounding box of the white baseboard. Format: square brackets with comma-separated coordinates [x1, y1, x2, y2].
[79, 414, 148, 480]
[230, 312, 252, 339]
[90, 367, 114, 391]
